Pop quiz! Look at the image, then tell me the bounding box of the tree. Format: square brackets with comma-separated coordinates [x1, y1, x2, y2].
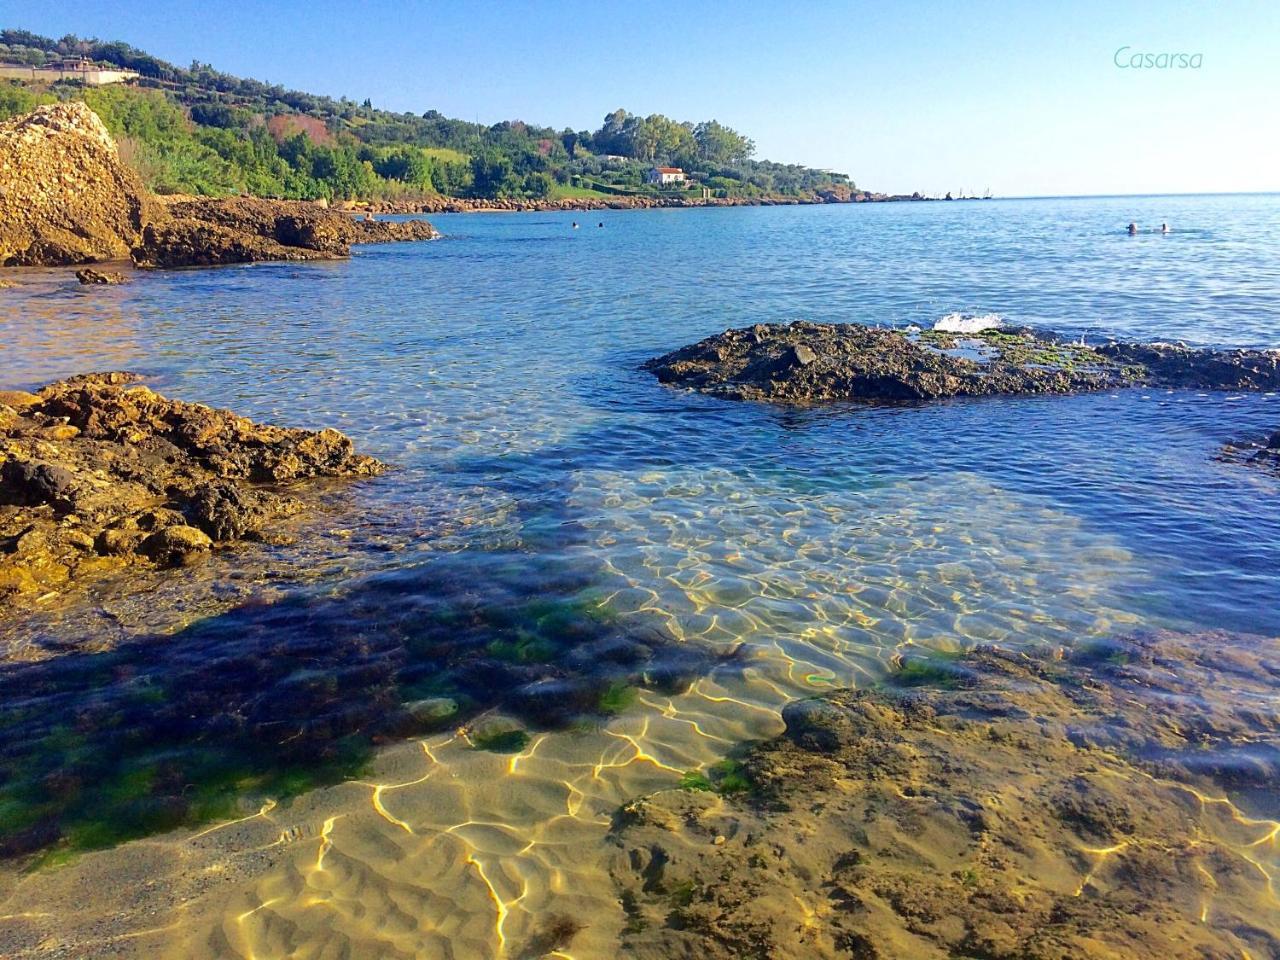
[469, 151, 516, 197]
[694, 121, 754, 165]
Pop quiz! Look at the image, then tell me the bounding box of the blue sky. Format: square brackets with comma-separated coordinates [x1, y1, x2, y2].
[4, 0, 1277, 196]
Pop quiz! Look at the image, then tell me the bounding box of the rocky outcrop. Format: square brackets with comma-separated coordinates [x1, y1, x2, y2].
[131, 197, 439, 268]
[351, 217, 441, 244]
[132, 212, 335, 269]
[0, 373, 384, 611]
[646, 321, 1280, 403]
[609, 631, 1280, 959]
[0, 102, 437, 270]
[0, 102, 152, 266]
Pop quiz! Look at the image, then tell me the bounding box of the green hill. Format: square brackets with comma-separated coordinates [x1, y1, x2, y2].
[0, 29, 856, 204]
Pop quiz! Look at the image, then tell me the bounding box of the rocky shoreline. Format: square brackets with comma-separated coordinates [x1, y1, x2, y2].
[646, 321, 1280, 403]
[344, 188, 937, 216]
[0, 373, 384, 622]
[608, 630, 1280, 959]
[0, 103, 437, 271]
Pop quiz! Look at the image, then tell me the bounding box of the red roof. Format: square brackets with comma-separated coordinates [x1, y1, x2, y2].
[654, 167, 684, 174]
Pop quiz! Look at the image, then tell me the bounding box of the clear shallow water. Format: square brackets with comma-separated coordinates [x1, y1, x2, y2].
[2, 195, 1280, 957]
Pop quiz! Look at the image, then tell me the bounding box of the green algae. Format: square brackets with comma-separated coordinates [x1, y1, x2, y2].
[885, 650, 968, 689]
[598, 681, 638, 715]
[472, 729, 531, 753]
[679, 770, 715, 792]
[0, 556, 696, 865]
[678, 757, 754, 796]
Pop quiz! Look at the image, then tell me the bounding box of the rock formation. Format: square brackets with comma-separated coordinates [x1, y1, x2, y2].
[609, 631, 1280, 959]
[0, 102, 437, 270]
[0, 102, 152, 266]
[0, 373, 384, 611]
[646, 321, 1280, 403]
[132, 197, 440, 268]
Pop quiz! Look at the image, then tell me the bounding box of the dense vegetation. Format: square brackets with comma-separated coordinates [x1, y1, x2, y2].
[0, 29, 856, 202]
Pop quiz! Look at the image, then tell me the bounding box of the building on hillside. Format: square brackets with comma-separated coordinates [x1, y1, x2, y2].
[646, 166, 686, 186]
[0, 58, 140, 86]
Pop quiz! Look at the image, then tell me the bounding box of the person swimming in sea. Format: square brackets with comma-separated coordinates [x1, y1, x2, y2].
[1161, 223, 1169, 233]
[1128, 222, 1138, 235]
[572, 221, 579, 229]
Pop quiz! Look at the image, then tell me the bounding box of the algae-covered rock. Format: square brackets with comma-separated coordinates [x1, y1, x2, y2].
[610, 631, 1280, 959]
[647, 321, 1280, 404]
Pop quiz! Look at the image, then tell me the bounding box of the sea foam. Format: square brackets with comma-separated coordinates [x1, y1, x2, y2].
[934, 312, 1003, 333]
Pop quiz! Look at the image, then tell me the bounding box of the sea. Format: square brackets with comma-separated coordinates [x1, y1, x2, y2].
[1, 193, 1278, 958]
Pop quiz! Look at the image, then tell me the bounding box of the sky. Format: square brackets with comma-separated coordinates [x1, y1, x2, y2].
[4, 0, 1278, 197]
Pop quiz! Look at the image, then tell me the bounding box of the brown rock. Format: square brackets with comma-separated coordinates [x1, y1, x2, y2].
[1, 373, 386, 613]
[130, 197, 437, 269]
[0, 391, 41, 408]
[131, 217, 331, 269]
[75, 268, 129, 285]
[0, 103, 153, 266]
[137, 525, 213, 567]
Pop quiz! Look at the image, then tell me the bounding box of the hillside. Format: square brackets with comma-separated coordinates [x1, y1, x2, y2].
[0, 29, 860, 205]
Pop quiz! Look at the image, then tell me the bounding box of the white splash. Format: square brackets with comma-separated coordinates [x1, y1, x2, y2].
[934, 312, 1004, 334]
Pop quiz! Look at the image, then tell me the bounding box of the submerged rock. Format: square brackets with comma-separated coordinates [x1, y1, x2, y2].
[610, 630, 1280, 959]
[74, 267, 129, 285]
[1222, 427, 1280, 477]
[647, 321, 1280, 403]
[0, 102, 153, 267]
[0, 372, 384, 612]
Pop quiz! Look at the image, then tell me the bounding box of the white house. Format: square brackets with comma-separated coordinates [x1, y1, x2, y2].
[646, 166, 686, 186]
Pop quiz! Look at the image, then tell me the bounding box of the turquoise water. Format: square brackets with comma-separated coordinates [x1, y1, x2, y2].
[1, 196, 1280, 955]
[7, 195, 1280, 634]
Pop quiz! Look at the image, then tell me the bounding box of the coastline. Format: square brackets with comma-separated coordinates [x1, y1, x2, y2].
[341, 190, 977, 216]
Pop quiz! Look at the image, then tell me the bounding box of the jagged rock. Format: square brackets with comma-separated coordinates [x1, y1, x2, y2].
[0, 102, 437, 271]
[647, 322, 1280, 404]
[0, 373, 385, 610]
[74, 268, 129, 285]
[0, 102, 153, 266]
[187, 479, 297, 541]
[1099, 341, 1280, 391]
[352, 217, 440, 243]
[131, 216, 332, 269]
[130, 196, 438, 268]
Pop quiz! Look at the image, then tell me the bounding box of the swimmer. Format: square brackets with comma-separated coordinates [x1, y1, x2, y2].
[1128, 223, 1138, 235]
[572, 221, 579, 229]
[1161, 223, 1169, 233]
